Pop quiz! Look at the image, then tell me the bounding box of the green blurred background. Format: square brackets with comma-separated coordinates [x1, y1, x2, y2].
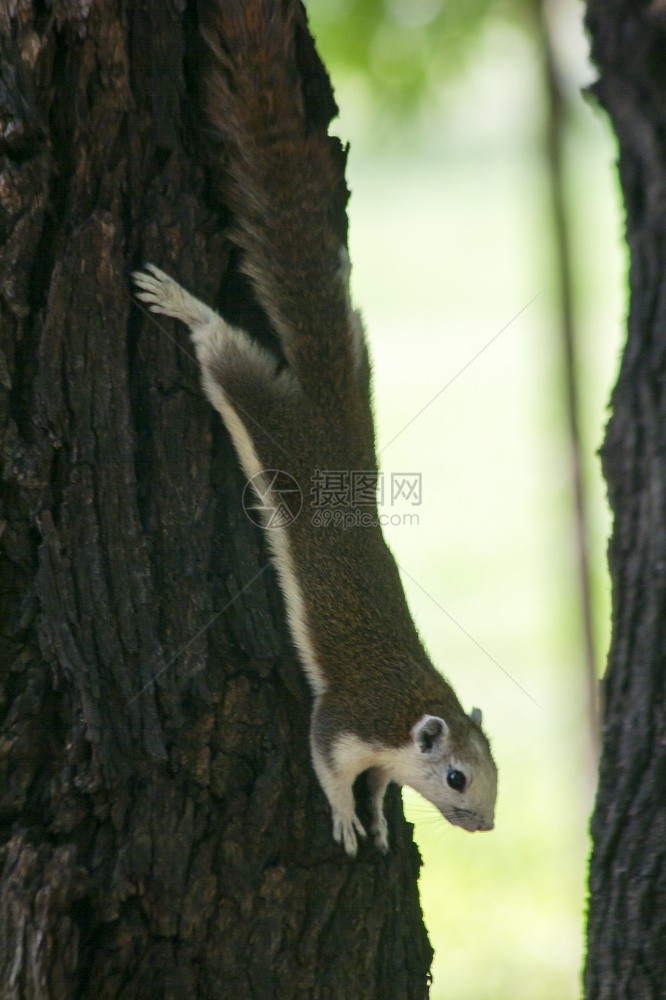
[307, 0, 624, 997]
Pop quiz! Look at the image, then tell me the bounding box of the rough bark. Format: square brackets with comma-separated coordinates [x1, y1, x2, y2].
[585, 3, 666, 998]
[0, 2, 432, 997]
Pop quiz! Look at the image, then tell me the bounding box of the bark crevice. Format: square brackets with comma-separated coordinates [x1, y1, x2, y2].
[0, 3, 433, 997]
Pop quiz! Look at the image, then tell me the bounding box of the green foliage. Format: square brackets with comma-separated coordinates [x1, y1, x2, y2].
[303, 4, 620, 995]
[346, 121, 621, 996]
[307, 0, 529, 111]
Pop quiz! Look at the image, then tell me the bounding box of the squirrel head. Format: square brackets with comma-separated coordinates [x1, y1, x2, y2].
[402, 709, 497, 832]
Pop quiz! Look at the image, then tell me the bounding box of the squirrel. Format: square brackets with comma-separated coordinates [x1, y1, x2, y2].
[133, 0, 498, 856]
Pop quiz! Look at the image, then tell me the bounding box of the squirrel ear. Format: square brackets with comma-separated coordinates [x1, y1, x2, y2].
[412, 715, 448, 758]
[469, 707, 483, 726]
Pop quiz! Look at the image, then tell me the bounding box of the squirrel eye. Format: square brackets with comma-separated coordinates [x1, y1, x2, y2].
[447, 769, 466, 792]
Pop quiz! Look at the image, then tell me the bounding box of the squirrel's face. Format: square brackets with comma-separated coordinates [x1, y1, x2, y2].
[403, 712, 498, 832]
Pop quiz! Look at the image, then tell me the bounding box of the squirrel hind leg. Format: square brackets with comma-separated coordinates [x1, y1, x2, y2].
[133, 264, 266, 367]
[133, 263, 285, 389]
[133, 264, 218, 333]
[133, 265, 292, 459]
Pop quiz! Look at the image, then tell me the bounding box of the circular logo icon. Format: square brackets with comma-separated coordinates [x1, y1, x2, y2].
[242, 470, 303, 529]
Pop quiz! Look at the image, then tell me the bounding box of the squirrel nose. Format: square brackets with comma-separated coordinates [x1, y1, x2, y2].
[478, 818, 494, 832]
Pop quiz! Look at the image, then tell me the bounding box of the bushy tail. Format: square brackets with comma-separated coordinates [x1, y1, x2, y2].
[199, 0, 357, 390]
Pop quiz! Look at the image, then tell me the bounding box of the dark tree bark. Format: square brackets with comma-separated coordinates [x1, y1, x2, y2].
[585, 3, 666, 998]
[0, 3, 432, 997]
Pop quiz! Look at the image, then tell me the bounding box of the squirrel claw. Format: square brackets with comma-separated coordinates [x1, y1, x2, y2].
[132, 266, 172, 311]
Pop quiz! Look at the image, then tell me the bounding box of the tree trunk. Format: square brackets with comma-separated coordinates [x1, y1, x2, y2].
[0, 3, 432, 997]
[584, 3, 666, 998]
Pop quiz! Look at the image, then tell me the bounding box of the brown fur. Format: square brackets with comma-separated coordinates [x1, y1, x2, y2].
[200, 0, 353, 401]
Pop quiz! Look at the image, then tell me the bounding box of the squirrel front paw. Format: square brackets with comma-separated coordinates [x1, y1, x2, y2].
[332, 810, 367, 857]
[370, 813, 390, 854]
